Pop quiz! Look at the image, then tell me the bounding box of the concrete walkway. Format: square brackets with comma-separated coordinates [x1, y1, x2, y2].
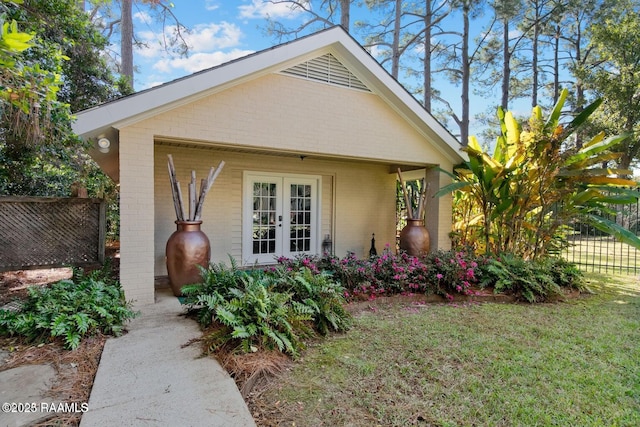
[80, 287, 256, 427]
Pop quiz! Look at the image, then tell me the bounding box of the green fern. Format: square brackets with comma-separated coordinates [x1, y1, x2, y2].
[231, 325, 253, 339]
[65, 330, 81, 350]
[0, 266, 137, 349]
[215, 306, 238, 327]
[50, 314, 69, 337]
[481, 254, 572, 302]
[183, 258, 352, 357]
[73, 313, 92, 334]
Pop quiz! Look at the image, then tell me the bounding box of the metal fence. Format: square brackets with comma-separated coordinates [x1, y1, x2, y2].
[0, 197, 105, 272]
[563, 190, 640, 275]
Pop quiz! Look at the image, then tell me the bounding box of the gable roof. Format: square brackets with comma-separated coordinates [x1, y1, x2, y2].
[73, 26, 463, 165]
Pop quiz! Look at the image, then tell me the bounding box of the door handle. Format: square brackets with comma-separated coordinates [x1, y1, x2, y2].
[278, 215, 282, 227]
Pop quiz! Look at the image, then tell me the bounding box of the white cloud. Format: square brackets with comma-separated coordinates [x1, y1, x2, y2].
[205, 0, 220, 11]
[153, 49, 255, 74]
[508, 29, 522, 39]
[238, 0, 308, 19]
[135, 29, 167, 59]
[144, 80, 167, 89]
[133, 11, 152, 25]
[187, 22, 243, 51]
[136, 22, 242, 57]
[367, 45, 383, 60]
[135, 21, 245, 72]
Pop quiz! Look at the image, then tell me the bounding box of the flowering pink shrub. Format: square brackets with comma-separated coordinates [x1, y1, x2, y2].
[276, 249, 482, 300]
[423, 250, 482, 300]
[275, 250, 583, 303]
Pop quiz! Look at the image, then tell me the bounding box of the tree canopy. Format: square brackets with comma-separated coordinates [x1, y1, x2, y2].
[577, 0, 640, 170]
[0, 0, 127, 196]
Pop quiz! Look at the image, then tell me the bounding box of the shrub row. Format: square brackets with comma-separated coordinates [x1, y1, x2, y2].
[277, 249, 585, 303]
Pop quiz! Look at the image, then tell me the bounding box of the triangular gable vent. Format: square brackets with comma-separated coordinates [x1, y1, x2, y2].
[280, 53, 371, 92]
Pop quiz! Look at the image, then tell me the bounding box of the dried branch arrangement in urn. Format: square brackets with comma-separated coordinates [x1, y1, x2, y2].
[397, 168, 430, 256]
[165, 154, 225, 296]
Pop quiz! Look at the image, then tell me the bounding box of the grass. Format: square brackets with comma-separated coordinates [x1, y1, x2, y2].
[250, 273, 640, 426]
[564, 236, 640, 274]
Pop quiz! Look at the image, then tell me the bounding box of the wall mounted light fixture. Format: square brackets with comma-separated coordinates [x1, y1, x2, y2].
[97, 137, 111, 153]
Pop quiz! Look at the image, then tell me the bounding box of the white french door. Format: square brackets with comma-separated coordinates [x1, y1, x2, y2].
[243, 172, 321, 264]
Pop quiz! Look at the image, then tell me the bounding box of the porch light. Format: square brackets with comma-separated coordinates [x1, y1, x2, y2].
[97, 137, 111, 153]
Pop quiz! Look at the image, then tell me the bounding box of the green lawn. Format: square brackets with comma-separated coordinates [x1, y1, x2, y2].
[250, 273, 640, 426]
[565, 236, 640, 274]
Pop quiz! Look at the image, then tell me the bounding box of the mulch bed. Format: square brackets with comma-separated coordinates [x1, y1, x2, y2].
[0, 334, 106, 427]
[0, 268, 73, 307]
[0, 247, 119, 426]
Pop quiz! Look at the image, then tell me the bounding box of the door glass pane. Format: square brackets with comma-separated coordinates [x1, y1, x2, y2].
[289, 184, 312, 253]
[252, 182, 277, 255]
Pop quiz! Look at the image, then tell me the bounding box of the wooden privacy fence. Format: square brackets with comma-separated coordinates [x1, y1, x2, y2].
[0, 197, 106, 272]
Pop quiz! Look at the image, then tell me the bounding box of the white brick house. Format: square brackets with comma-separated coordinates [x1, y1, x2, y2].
[73, 27, 464, 306]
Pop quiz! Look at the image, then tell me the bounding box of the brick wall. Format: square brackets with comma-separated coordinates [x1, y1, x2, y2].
[146, 73, 448, 165]
[119, 128, 155, 306]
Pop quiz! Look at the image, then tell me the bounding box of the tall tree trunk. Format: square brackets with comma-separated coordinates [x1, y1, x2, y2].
[423, 0, 432, 112]
[340, 0, 350, 31]
[501, 18, 510, 110]
[531, 3, 540, 107]
[391, 0, 401, 78]
[121, 0, 134, 88]
[553, 23, 560, 104]
[574, 20, 584, 112]
[461, 3, 470, 146]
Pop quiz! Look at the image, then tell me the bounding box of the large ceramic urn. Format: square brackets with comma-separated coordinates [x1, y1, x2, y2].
[165, 220, 210, 296]
[399, 219, 430, 257]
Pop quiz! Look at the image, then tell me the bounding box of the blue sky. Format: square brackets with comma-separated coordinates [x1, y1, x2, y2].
[132, 1, 318, 89]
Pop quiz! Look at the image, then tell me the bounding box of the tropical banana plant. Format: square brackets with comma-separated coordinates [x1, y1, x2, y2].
[436, 89, 640, 259]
